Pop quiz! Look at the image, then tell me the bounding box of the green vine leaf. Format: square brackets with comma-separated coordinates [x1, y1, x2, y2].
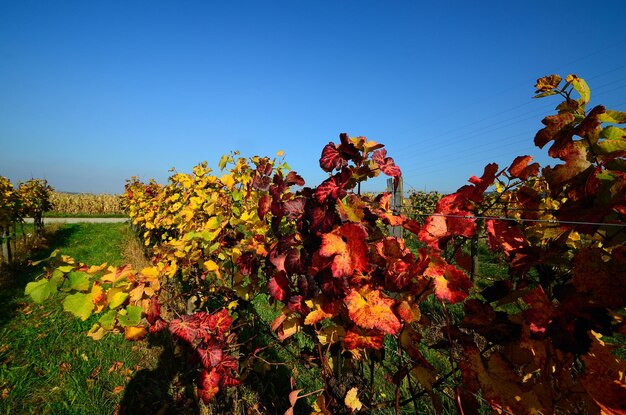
[63, 292, 94, 321]
[117, 305, 143, 327]
[25, 279, 57, 304]
[63, 271, 91, 292]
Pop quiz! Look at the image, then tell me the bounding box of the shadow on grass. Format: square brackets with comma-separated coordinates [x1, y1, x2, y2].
[0, 224, 78, 329]
[118, 316, 300, 415]
[118, 331, 200, 415]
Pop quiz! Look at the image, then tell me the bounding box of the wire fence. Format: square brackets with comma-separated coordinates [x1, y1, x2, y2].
[407, 212, 626, 228]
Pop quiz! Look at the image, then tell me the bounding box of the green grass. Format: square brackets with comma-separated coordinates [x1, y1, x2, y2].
[14, 223, 35, 238]
[0, 223, 162, 415]
[44, 212, 128, 219]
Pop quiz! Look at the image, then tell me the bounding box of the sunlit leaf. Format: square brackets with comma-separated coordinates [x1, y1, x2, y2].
[220, 174, 235, 190]
[108, 291, 129, 309]
[425, 261, 472, 304]
[63, 292, 95, 321]
[317, 324, 345, 346]
[344, 387, 363, 411]
[508, 155, 540, 180]
[598, 110, 626, 124]
[319, 223, 368, 277]
[345, 289, 401, 335]
[57, 265, 74, 273]
[566, 74, 590, 105]
[25, 279, 56, 303]
[117, 305, 143, 327]
[124, 326, 147, 341]
[534, 74, 561, 92]
[372, 149, 402, 178]
[169, 316, 198, 344]
[98, 309, 118, 330]
[344, 328, 384, 350]
[65, 271, 91, 292]
[319, 142, 347, 172]
[304, 297, 339, 325]
[87, 323, 106, 340]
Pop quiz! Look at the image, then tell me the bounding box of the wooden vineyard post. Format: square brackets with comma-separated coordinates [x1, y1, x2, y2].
[386, 177, 403, 238]
[1, 226, 11, 265]
[10, 223, 17, 257]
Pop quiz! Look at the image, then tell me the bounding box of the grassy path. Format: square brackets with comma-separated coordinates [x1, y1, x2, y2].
[0, 223, 161, 415]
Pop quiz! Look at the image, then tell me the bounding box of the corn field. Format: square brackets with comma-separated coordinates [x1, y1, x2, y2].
[49, 192, 124, 215]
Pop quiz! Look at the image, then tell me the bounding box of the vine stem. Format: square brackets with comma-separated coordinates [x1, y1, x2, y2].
[441, 301, 465, 415]
[369, 358, 375, 401]
[369, 368, 457, 410]
[297, 388, 325, 400]
[398, 343, 419, 414]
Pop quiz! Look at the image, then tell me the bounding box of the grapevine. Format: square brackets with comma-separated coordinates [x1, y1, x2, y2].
[24, 75, 626, 414]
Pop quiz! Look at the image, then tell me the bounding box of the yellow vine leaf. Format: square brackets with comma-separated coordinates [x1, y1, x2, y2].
[124, 326, 147, 341]
[87, 324, 106, 340]
[86, 263, 108, 274]
[220, 174, 235, 190]
[344, 387, 362, 411]
[91, 284, 106, 313]
[140, 266, 159, 279]
[304, 297, 337, 325]
[235, 285, 252, 301]
[311, 395, 331, 415]
[316, 325, 345, 346]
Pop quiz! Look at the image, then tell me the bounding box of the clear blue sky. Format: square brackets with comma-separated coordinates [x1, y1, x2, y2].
[1, 1, 625, 194]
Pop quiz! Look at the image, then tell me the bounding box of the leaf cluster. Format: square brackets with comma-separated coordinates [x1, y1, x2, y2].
[25, 76, 626, 414]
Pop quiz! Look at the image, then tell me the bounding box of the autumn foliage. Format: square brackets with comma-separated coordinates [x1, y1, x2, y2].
[26, 75, 626, 414]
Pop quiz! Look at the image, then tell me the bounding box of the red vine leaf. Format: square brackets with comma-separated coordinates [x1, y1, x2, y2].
[258, 194, 271, 219]
[268, 272, 290, 302]
[146, 297, 161, 325]
[372, 149, 402, 178]
[522, 287, 554, 337]
[425, 260, 472, 304]
[485, 219, 527, 257]
[581, 337, 626, 415]
[149, 319, 168, 333]
[509, 155, 540, 180]
[283, 198, 305, 219]
[285, 171, 305, 187]
[198, 343, 224, 369]
[573, 247, 626, 309]
[344, 289, 401, 335]
[396, 300, 421, 324]
[344, 328, 384, 350]
[462, 349, 544, 413]
[211, 309, 233, 337]
[318, 224, 368, 278]
[315, 175, 346, 203]
[534, 113, 575, 150]
[543, 141, 592, 187]
[198, 368, 221, 403]
[468, 163, 499, 194]
[169, 316, 198, 344]
[320, 143, 347, 172]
